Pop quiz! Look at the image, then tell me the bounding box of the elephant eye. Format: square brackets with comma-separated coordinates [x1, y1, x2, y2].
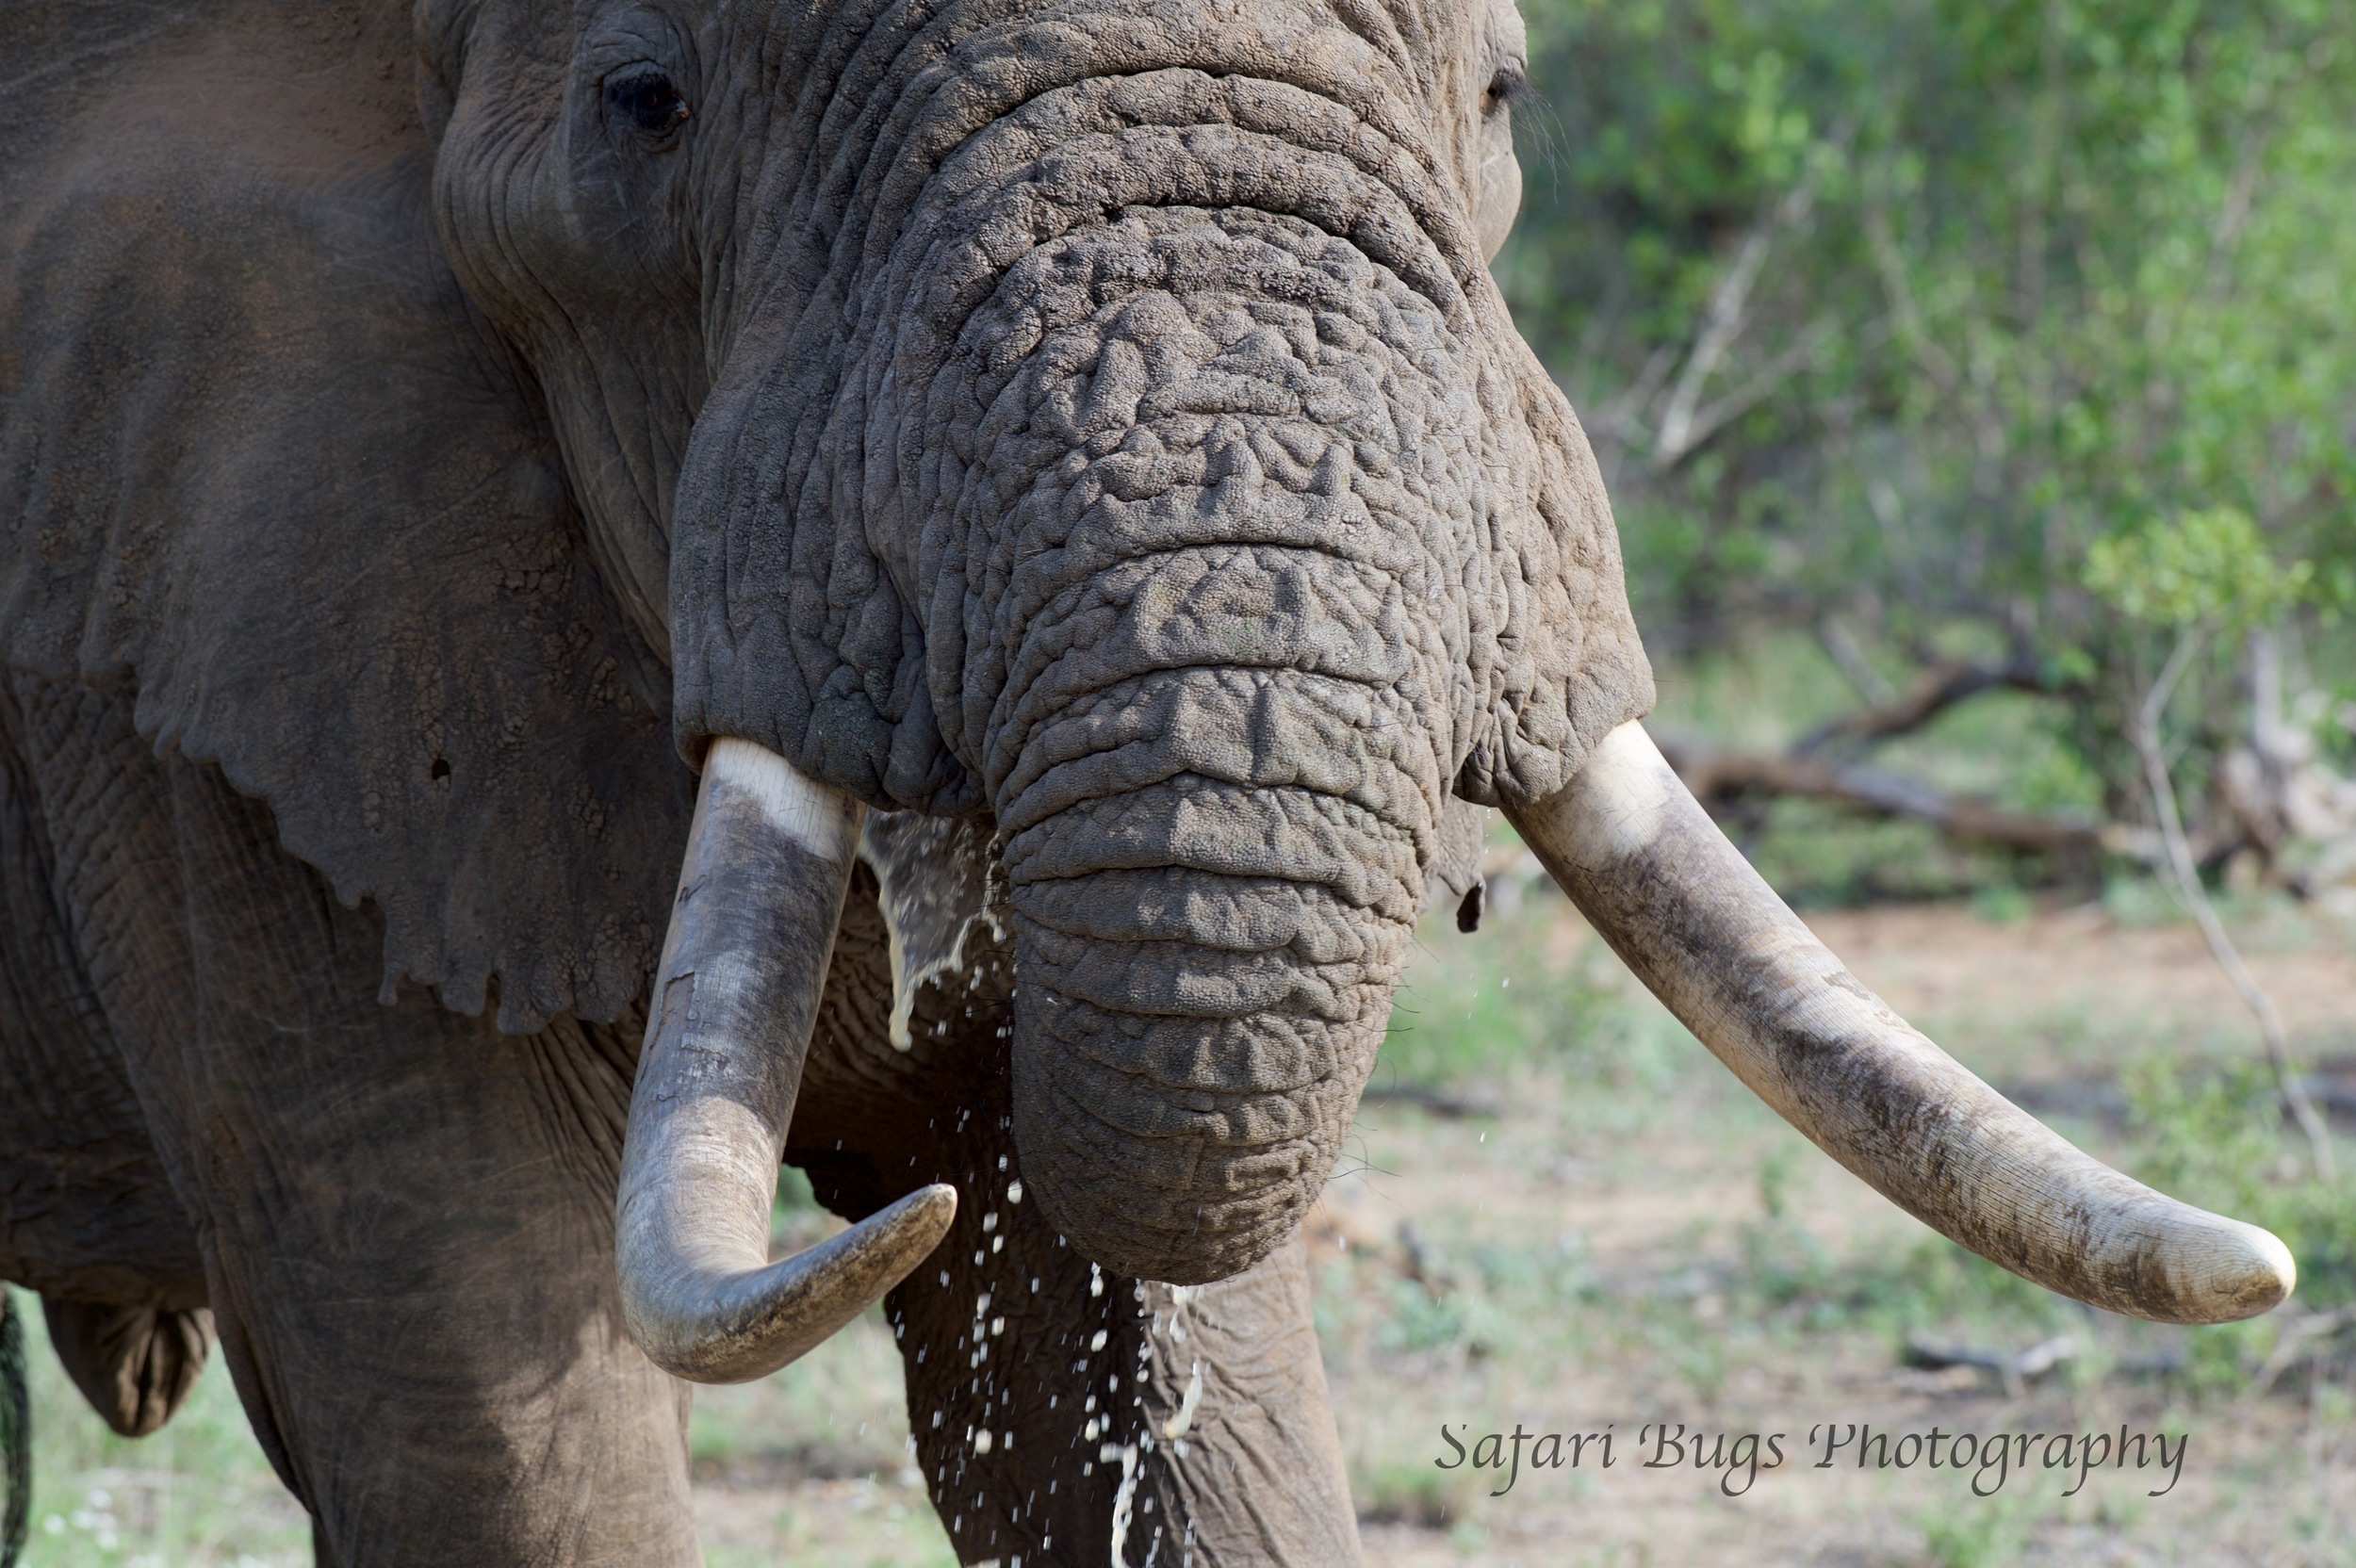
[609, 68, 691, 139]
[1483, 66, 1529, 116]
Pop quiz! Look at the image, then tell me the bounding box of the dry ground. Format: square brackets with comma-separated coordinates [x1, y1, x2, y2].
[15, 890, 2354, 1566]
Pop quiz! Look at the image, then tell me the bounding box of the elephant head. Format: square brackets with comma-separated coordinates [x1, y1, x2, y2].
[393, 0, 2289, 1374]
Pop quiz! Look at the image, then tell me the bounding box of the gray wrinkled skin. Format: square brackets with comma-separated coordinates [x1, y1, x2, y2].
[1, 0, 1648, 1560]
[633, 2, 1649, 1281]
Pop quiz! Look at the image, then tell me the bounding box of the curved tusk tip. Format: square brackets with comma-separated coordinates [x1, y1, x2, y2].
[2217, 1221, 2297, 1320]
[2161, 1218, 2297, 1325]
[629, 1182, 961, 1384]
[896, 1182, 960, 1248]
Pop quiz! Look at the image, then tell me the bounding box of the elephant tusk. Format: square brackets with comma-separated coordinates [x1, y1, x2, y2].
[615, 738, 957, 1382]
[1505, 720, 2294, 1326]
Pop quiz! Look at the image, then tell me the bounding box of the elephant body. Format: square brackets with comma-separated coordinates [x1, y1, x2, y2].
[3, 20, 1530, 1555]
[9, 2, 2280, 1564]
[0, 655, 1367, 1561]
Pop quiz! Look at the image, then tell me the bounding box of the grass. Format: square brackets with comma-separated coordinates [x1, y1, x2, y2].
[1331, 878, 2354, 1563]
[6, 1290, 310, 1567]
[14, 892, 2351, 1565]
[8, 1283, 957, 1568]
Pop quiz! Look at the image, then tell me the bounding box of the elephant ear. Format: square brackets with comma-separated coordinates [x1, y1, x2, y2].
[0, 8, 691, 1032]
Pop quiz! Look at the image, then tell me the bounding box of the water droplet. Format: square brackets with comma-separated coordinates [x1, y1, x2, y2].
[982, 1212, 998, 1233]
[1089, 1329, 1108, 1351]
[1006, 1179, 1024, 1203]
[973, 1429, 994, 1454]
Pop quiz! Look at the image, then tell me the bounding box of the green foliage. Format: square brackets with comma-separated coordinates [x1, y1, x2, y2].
[2085, 506, 2313, 630]
[2122, 1059, 2356, 1311]
[1500, 0, 2356, 809]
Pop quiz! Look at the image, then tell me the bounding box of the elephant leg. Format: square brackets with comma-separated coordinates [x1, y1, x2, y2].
[891, 1153, 1361, 1568]
[13, 676, 696, 1566]
[880, 1101, 1123, 1565]
[794, 861, 1362, 1567]
[0, 677, 208, 1319]
[1125, 1242, 1362, 1568]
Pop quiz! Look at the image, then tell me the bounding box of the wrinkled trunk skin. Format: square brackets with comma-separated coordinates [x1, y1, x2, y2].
[977, 210, 1476, 1282]
[673, 5, 1651, 1286]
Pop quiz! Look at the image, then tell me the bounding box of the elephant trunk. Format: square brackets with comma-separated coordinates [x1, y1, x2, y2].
[975, 209, 1472, 1284]
[614, 740, 957, 1381]
[1509, 722, 2294, 1325]
[1000, 673, 1429, 1285]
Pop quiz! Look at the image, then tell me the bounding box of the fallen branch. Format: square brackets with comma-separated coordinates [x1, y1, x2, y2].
[1654, 738, 2110, 858]
[1794, 656, 2051, 756]
[1905, 1332, 2076, 1399]
[2253, 1305, 2354, 1396]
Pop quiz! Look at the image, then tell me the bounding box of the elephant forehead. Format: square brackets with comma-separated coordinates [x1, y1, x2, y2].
[957, 204, 1462, 409]
[938, 212, 1494, 792]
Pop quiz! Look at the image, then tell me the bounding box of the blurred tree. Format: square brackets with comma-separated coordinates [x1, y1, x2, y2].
[1497, 0, 2356, 834]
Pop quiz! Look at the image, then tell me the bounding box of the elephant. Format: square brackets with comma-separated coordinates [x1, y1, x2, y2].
[0, 0, 2293, 1563]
